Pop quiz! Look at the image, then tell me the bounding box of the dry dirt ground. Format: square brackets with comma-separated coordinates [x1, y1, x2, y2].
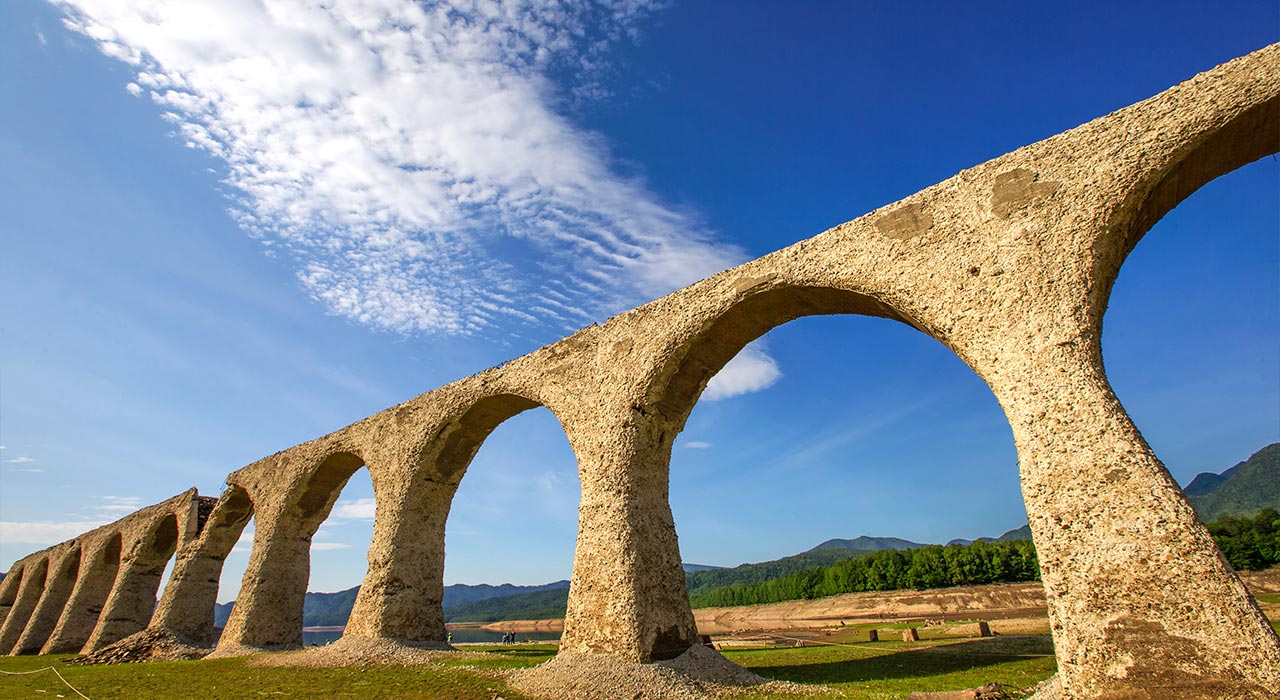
[481, 569, 1280, 643]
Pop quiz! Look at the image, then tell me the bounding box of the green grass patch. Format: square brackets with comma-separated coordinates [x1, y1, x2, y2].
[0, 638, 1056, 700]
[0, 653, 534, 700]
[725, 636, 1056, 699]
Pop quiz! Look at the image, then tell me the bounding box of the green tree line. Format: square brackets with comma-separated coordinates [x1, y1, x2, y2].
[689, 539, 1040, 608]
[1206, 508, 1280, 571]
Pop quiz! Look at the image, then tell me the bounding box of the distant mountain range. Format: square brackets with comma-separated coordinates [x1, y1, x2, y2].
[208, 444, 1277, 628]
[1184, 443, 1279, 522]
[214, 579, 573, 628]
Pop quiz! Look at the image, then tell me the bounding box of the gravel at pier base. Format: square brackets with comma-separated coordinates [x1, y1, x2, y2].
[70, 628, 211, 664]
[245, 636, 488, 668]
[510, 644, 807, 700]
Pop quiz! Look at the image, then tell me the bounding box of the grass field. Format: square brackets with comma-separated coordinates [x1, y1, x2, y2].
[0, 636, 1057, 700]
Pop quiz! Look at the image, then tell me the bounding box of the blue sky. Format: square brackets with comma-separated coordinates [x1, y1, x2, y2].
[1, 1, 1276, 603]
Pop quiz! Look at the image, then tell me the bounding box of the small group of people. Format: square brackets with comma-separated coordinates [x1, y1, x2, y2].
[500, 631, 519, 644]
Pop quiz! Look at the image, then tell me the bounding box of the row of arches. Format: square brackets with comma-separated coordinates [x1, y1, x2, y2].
[2, 43, 1276, 699]
[0, 492, 196, 656]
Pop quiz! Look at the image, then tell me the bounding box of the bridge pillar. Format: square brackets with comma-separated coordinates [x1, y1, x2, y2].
[213, 504, 309, 653]
[560, 412, 699, 662]
[83, 519, 180, 653]
[995, 342, 1280, 699]
[0, 557, 47, 654]
[41, 538, 122, 654]
[0, 564, 24, 629]
[150, 489, 253, 645]
[342, 476, 458, 644]
[12, 549, 80, 655]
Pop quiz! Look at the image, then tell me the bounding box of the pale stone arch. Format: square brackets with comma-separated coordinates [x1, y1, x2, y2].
[0, 556, 48, 654]
[216, 449, 369, 652]
[42, 532, 122, 653]
[151, 485, 255, 644]
[83, 512, 183, 652]
[559, 279, 937, 662]
[12, 545, 82, 654]
[0, 563, 25, 629]
[343, 390, 582, 646]
[647, 284, 912, 425]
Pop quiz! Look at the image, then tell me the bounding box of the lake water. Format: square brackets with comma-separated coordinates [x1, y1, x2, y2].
[300, 628, 561, 646]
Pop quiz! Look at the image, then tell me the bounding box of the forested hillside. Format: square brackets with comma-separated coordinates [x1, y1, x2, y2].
[1187, 443, 1280, 521]
[689, 539, 1040, 608]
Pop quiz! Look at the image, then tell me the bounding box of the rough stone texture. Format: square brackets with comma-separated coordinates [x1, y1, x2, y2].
[3, 45, 1278, 699]
[41, 535, 122, 654]
[1, 492, 205, 656]
[70, 628, 210, 664]
[0, 561, 27, 631]
[0, 557, 47, 653]
[11, 545, 80, 655]
[150, 488, 252, 645]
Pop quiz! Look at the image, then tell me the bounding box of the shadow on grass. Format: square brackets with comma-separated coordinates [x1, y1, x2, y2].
[482, 647, 559, 659]
[741, 638, 1052, 684]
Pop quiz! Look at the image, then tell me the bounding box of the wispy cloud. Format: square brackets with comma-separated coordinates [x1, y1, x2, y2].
[331, 497, 376, 520]
[53, 0, 746, 338]
[704, 343, 782, 400]
[6, 457, 37, 464]
[0, 520, 110, 545]
[90, 495, 144, 517]
[311, 541, 351, 551]
[683, 441, 711, 449]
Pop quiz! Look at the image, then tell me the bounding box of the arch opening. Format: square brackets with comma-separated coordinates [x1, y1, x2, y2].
[1101, 156, 1278, 527]
[650, 286, 908, 425]
[1094, 92, 1279, 316]
[13, 548, 81, 654]
[434, 394, 542, 482]
[441, 402, 582, 644]
[650, 285, 1033, 674]
[153, 485, 254, 646]
[294, 453, 376, 645]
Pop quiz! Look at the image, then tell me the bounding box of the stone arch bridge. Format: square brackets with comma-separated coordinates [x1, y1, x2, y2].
[4, 44, 1279, 700]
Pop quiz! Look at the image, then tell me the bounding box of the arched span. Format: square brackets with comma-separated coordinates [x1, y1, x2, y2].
[290, 451, 367, 529]
[13, 547, 82, 654]
[0, 556, 48, 654]
[648, 284, 914, 426]
[431, 393, 547, 482]
[340, 392, 575, 644]
[151, 485, 254, 644]
[42, 533, 122, 654]
[1094, 82, 1279, 316]
[83, 514, 182, 653]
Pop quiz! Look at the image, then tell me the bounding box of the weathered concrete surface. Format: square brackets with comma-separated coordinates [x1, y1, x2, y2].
[41, 535, 122, 654]
[0, 557, 47, 653]
[150, 490, 249, 645]
[82, 492, 201, 653]
[12, 545, 80, 655]
[0, 491, 206, 656]
[4, 44, 1278, 699]
[0, 562, 26, 630]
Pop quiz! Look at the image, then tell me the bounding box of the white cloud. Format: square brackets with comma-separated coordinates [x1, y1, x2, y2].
[331, 497, 376, 519]
[90, 495, 144, 518]
[53, 0, 747, 338]
[311, 542, 351, 551]
[5, 457, 36, 464]
[703, 343, 782, 401]
[683, 441, 711, 449]
[0, 520, 110, 544]
[36, 30, 48, 46]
